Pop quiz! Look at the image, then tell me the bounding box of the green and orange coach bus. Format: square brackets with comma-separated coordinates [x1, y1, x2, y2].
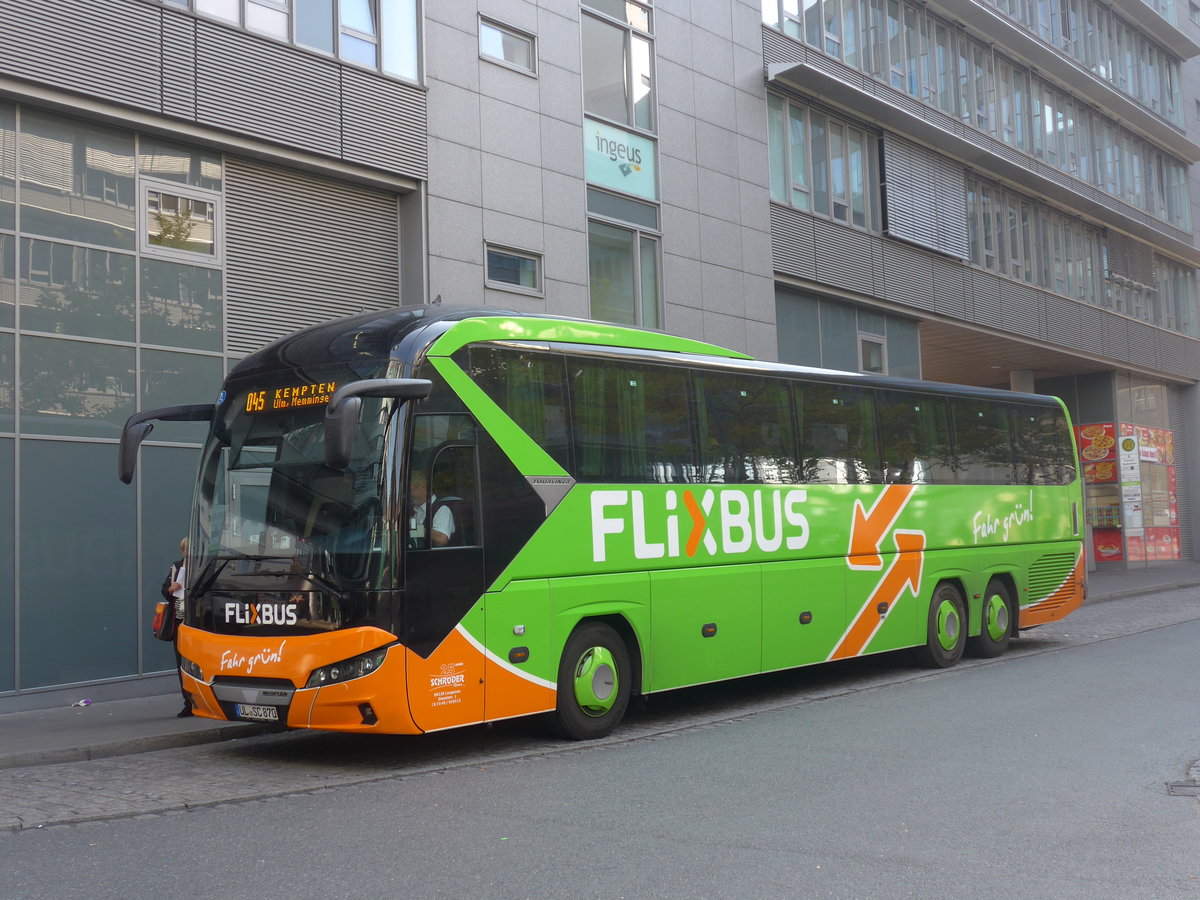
[119, 307, 1085, 739]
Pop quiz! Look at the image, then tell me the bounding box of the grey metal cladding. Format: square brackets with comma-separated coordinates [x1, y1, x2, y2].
[162, 14, 198, 120]
[342, 68, 428, 178]
[970, 272, 1005, 328]
[224, 157, 400, 357]
[880, 241, 935, 311]
[770, 204, 817, 280]
[1126, 320, 1158, 368]
[196, 24, 341, 156]
[0, 0, 161, 110]
[1159, 333, 1200, 380]
[762, 26, 797, 67]
[931, 255, 970, 319]
[814, 219, 874, 294]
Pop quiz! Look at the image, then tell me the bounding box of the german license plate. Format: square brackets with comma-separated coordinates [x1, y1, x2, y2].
[235, 703, 279, 722]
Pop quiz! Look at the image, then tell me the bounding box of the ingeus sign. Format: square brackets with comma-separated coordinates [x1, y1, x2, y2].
[584, 118, 657, 201]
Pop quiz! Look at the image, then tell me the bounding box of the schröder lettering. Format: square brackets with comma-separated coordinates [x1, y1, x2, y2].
[590, 487, 810, 562]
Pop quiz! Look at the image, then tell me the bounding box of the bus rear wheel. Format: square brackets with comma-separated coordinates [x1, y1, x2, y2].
[553, 621, 632, 741]
[915, 583, 966, 668]
[967, 579, 1014, 658]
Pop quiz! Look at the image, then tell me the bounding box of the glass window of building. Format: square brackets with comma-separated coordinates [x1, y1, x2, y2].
[141, 181, 221, 261]
[167, 0, 419, 80]
[588, 219, 659, 329]
[767, 94, 877, 231]
[480, 18, 536, 73]
[582, 0, 655, 132]
[485, 245, 542, 295]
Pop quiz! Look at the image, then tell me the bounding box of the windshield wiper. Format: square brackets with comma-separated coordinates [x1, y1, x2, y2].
[231, 567, 347, 601]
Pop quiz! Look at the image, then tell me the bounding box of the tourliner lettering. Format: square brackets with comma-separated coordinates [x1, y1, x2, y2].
[591, 488, 810, 563]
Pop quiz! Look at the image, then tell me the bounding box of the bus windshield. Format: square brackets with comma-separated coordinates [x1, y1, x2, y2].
[190, 369, 397, 634]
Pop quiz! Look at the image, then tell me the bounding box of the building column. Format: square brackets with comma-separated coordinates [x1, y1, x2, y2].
[1009, 369, 1035, 393]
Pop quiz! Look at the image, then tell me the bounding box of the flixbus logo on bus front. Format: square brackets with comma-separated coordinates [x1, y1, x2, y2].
[590, 488, 810, 563]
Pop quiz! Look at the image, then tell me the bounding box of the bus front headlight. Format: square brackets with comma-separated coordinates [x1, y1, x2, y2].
[305, 648, 388, 688]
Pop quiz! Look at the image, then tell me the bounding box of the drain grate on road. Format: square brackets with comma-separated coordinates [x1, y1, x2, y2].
[1167, 782, 1200, 797]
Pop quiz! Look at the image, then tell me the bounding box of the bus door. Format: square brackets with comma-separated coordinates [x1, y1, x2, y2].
[404, 414, 487, 730]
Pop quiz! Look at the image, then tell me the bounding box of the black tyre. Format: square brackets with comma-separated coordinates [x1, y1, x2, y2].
[914, 582, 966, 668]
[967, 579, 1014, 658]
[553, 621, 632, 741]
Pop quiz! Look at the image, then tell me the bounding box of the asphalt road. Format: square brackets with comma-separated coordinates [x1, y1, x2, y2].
[2, 589, 1199, 899]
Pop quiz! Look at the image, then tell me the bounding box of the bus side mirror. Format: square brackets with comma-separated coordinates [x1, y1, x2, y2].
[324, 378, 433, 470]
[118, 404, 216, 484]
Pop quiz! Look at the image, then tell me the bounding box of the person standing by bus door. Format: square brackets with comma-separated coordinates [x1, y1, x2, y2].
[161, 537, 191, 718]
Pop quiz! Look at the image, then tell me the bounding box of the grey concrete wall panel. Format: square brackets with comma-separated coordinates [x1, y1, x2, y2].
[223, 158, 399, 357]
[0, 0, 161, 109]
[342, 68, 428, 178]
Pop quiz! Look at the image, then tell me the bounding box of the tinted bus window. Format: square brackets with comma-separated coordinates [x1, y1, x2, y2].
[468, 346, 571, 472]
[695, 371, 797, 484]
[951, 399, 1017, 484]
[569, 357, 695, 483]
[1015, 404, 1075, 485]
[797, 383, 880, 484]
[877, 391, 955, 484]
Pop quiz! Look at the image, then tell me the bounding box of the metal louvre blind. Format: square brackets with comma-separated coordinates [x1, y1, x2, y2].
[1168, 386, 1192, 559]
[1105, 231, 1156, 286]
[881, 135, 968, 260]
[0, 0, 161, 110]
[224, 157, 401, 357]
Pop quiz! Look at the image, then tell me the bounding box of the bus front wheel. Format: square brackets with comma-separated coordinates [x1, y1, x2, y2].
[967, 579, 1013, 658]
[915, 583, 966, 668]
[553, 621, 632, 740]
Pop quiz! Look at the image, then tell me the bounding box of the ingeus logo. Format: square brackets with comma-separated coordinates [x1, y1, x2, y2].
[590, 488, 810, 562]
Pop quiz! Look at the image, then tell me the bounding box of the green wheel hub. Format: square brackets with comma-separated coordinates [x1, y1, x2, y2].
[935, 598, 961, 651]
[984, 592, 1009, 642]
[572, 646, 619, 717]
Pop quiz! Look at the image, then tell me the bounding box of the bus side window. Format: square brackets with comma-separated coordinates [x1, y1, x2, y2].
[878, 391, 954, 484]
[951, 399, 1018, 485]
[695, 372, 797, 484]
[569, 357, 696, 484]
[468, 346, 571, 472]
[798, 384, 880, 484]
[1016, 405, 1074, 485]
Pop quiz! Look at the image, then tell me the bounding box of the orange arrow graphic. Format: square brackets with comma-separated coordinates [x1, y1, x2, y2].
[848, 484, 915, 569]
[830, 530, 925, 660]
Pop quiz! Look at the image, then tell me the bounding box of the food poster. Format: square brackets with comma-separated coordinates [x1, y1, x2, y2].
[1076, 424, 1116, 463]
[1126, 532, 1146, 561]
[1146, 465, 1172, 527]
[1169, 467, 1178, 524]
[1092, 528, 1124, 562]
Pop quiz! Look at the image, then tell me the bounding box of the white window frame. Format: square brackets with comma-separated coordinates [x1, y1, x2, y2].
[485, 244, 544, 297]
[479, 17, 537, 75]
[139, 178, 224, 265]
[858, 333, 887, 373]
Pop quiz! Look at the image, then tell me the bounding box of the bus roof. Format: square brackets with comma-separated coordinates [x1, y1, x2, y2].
[227, 306, 1064, 408]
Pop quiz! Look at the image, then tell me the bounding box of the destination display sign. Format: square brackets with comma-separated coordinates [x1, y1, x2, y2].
[243, 381, 337, 413]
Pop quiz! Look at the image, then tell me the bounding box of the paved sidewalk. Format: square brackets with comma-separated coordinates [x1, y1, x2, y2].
[0, 559, 1197, 770]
